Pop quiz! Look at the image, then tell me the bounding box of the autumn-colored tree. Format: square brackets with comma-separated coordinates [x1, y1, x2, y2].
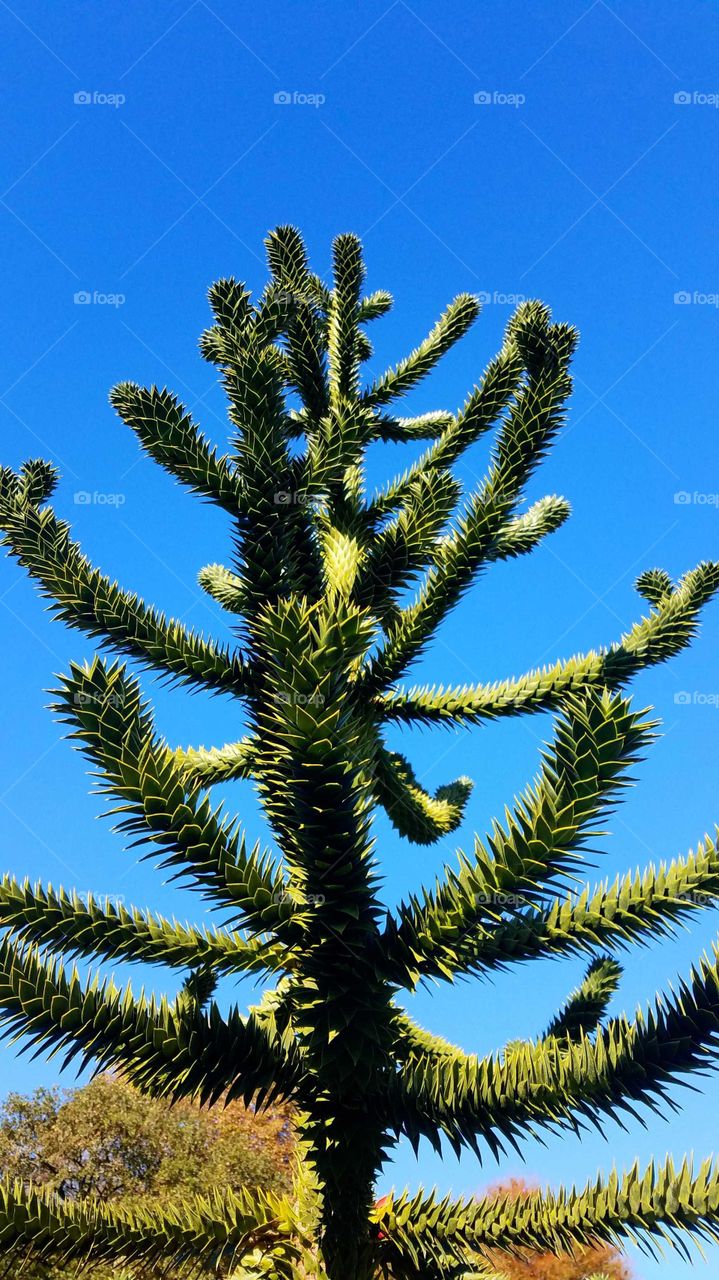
[481, 1181, 632, 1280]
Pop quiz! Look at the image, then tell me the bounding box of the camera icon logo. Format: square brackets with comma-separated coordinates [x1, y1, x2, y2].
[673, 491, 692, 505]
[477, 290, 492, 304]
[74, 291, 92, 305]
[674, 691, 692, 705]
[674, 91, 692, 105]
[474, 91, 492, 105]
[674, 290, 692, 304]
[274, 91, 292, 105]
[274, 490, 292, 504]
[74, 90, 92, 105]
[74, 491, 92, 504]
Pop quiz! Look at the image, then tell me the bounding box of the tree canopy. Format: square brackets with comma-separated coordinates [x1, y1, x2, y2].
[0, 1073, 293, 1278]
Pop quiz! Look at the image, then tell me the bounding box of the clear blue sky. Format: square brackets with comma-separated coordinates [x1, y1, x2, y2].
[1, 3, 718, 1276]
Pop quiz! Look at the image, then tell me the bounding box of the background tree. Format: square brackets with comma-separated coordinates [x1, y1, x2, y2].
[0, 1074, 293, 1204]
[480, 1181, 632, 1280]
[1, 227, 719, 1279]
[0, 1074, 293, 1279]
[0, 1085, 631, 1280]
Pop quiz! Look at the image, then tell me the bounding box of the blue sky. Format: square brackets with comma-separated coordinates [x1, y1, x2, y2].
[0, 2, 718, 1276]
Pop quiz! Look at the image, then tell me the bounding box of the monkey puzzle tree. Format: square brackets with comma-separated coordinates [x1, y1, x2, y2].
[1, 227, 719, 1280]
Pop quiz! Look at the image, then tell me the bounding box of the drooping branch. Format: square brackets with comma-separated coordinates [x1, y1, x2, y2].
[52, 657, 291, 933]
[390, 946, 719, 1158]
[372, 746, 473, 846]
[0, 478, 251, 696]
[0, 940, 301, 1105]
[0, 877, 289, 977]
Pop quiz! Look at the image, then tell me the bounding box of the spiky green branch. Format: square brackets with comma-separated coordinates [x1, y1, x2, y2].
[2, 226, 718, 1280]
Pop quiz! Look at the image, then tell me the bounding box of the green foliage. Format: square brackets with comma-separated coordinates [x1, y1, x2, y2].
[109, 382, 244, 513]
[0, 1075, 293, 1203]
[471, 1178, 632, 1280]
[0, 1073, 294, 1279]
[375, 1156, 719, 1276]
[542, 955, 623, 1043]
[1, 226, 718, 1279]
